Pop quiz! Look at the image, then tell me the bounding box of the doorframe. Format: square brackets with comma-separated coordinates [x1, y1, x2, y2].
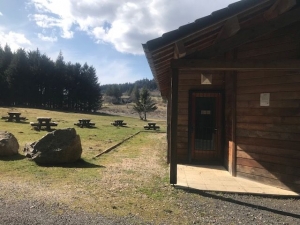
[188, 89, 225, 164]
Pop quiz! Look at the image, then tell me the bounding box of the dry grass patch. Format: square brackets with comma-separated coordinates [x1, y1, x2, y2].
[0, 131, 190, 224]
[99, 100, 167, 121]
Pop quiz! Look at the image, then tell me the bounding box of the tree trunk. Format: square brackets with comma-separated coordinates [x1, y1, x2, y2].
[138, 112, 143, 120]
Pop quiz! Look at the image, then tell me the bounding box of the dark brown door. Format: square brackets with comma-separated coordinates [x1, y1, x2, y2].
[191, 92, 222, 162]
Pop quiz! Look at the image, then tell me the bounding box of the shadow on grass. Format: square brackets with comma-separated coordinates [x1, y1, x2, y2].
[36, 158, 105, 169]
[32, 126, 99, 131]
[31, 127, 57, 132]
[75, 126, 99, 129]
[0, 153, 26, 161]
[112, 125, 130, 129]
[177, 187, 300, 219]
[3, 121, 30, 124]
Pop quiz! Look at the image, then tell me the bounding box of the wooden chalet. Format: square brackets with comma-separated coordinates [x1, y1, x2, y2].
[143, 0, 300, 192]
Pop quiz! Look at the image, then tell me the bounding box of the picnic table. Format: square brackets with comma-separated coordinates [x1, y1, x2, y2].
[1, 112, 27, 122]
[74, 119, 95, 128]
[144, 122, 160, 130]
[30, 117, 58, 130]
[111, 120, 127, 126]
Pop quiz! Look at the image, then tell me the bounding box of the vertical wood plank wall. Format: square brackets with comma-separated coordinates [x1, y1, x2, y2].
[177, 70, 224, 162]
[167, 94, 171, 163]
[224, 72, 236, 173]
[235, 22, 300, 191]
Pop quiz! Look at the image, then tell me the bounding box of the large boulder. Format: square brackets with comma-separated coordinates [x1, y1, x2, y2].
[0, 131, 19, 156]
[24, 128, 82, 164]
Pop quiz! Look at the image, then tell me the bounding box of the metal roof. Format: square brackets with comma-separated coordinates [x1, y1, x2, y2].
[143, 0, 298, 97]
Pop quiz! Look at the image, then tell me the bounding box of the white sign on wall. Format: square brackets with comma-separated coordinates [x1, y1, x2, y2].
[260, 93, 270, 106]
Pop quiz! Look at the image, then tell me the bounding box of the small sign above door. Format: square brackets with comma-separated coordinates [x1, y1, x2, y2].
[201, 74, 212, 85]
[201, 110, 211, 115]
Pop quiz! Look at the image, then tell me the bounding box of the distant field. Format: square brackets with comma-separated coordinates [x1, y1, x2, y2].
[100, 93, 167, 120]
[99, 102, 167, 120]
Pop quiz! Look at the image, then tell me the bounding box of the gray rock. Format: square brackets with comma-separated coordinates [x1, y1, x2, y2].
[24, 128, 82, 164]
[0, 131, 19, 156]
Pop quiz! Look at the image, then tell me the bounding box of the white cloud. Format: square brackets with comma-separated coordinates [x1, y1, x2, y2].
[31, 14, 59, 28]
[28, 0, 238, 54]
[0, 31, 32, 52]
[29, 0, 74, 38]
[0, 12, 3, 16]
[38, 33, 57, 42]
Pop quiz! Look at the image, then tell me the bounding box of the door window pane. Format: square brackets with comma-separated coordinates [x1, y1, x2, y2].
[194, 97, 216, 151]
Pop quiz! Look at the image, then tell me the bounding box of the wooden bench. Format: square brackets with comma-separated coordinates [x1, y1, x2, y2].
[30, 122, 58, 130]
[111, 122, 127, 126]
[144, 123, 160, 130]
[30, 122, 58, 126]
[1, 114, 26, 122]
[144, 125, 160, 130]
[111, 120, 127, 126]
[74, 119, 95, 128]
[74, 122, 95, 127]
[1, 116, 27, 122]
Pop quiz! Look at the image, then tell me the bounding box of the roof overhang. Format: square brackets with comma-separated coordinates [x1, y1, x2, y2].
[171, 59, 300, 71]
[143, 0, 299, 98]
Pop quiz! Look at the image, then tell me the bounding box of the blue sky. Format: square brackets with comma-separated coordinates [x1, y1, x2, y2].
[0, 0, 238, 85]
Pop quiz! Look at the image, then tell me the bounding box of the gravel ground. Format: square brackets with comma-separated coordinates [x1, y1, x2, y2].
[1, 191, 299, 225]
[179, 191, 300, 225]
[0, 198, 150, 225]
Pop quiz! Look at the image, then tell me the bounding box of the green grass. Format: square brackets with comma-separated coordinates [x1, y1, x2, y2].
[0, 108, 212, 224]
[0, 106, 165, 158]
[0, 107, 201, 224]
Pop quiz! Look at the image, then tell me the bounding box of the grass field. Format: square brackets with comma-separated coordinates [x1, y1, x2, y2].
[0, 106, 193, 224]
[0, 106, 166, 158]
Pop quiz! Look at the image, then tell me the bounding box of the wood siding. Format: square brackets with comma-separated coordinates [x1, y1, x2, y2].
[224, 72, 236, 174]
[235, 22, 300, 191]
[177, 70, 224, 162]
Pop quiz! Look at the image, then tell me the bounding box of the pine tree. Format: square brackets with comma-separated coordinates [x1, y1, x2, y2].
[133, 88, 157, 121]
